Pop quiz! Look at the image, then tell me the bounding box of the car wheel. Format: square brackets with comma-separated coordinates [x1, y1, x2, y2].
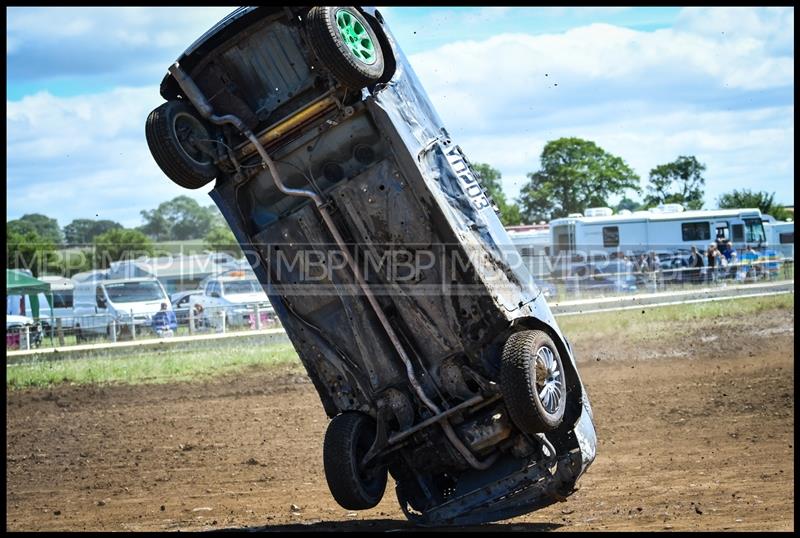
[306, 7, 385, 90]
[500, 330, 567, 433]
[323, 412, 388, 510]
[145, 100, 218, 189]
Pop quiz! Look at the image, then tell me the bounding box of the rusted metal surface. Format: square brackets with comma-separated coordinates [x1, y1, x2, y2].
[158, 5, 597, 526]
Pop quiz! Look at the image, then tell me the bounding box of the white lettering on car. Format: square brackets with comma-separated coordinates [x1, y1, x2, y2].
[444, 144, 491, 211]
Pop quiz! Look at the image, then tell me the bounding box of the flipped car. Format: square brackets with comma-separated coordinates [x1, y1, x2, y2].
[145, 6, 596, 526]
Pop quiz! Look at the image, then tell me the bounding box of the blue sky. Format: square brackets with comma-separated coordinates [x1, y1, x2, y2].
[6, 7, 795, 228]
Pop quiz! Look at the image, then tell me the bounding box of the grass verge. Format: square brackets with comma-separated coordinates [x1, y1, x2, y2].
[558, 292, 794, 342]
[7, 342, 299, 390]
[7, 293, 792, 390]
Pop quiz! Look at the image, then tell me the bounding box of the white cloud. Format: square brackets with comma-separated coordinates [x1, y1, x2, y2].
[675, 6, 794, 55]
[7, 7, 235, 82]
[5, 6, 794, 232]
[7, 88, 216, 227]
[407, 8, 794, 207]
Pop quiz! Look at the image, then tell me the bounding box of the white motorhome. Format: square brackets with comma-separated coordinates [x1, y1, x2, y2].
[762, 216, 794, 258]
[72, 277, 172, 340]
[506, 224, 551, 278]
[548, 205, 767, 258]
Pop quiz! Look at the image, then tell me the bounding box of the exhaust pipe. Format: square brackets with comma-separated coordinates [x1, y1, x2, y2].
[168, 62, 496, 471]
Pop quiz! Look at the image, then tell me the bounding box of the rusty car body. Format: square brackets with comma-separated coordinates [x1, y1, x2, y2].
[145, 6, 596, 525]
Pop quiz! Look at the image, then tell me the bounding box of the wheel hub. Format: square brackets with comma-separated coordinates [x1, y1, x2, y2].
[335, 9, 377, 65]
[534, 346, 562, 415]
[173, 112, 213, 166]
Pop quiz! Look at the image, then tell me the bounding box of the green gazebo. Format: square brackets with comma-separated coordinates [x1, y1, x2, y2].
[7, 270, 55, 344]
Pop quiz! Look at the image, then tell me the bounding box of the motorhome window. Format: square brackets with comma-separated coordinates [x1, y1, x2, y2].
[779, 232, 793, 244]
[223, 280, 260, 294]
[553, 230, 571, 256]
[732, 224, 744, 242]
[744, 218, 766, 244]
[714, 223, 729, 240]
[681, 222, 710, 241]
[52, 291, 73, 309]
[104, 281, 165, 303]
[602, 226, 619, 247]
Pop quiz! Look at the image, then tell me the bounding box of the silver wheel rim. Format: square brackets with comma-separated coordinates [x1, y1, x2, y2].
[173, 111, 213, 166]
[534, 345, 563, 415]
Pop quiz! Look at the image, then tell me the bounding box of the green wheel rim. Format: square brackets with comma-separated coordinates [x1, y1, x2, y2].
[335, 9, 377, 65]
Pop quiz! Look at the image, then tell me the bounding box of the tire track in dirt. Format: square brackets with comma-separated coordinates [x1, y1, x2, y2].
[6, 310, 794, 531]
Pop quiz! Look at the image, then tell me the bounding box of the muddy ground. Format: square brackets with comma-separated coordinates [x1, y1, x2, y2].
[6, 307, 794, 531]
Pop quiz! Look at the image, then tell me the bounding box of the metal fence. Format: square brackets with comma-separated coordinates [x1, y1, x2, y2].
[6, 302, 283, 351]
[532, 256, 794, 302]
[6, 257, 794, 351]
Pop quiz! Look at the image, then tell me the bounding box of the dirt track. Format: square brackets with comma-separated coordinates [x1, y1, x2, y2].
[6, 307, 794, 531]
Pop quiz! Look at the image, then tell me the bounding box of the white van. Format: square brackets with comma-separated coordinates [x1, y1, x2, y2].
[72, 277, 172, 340]
[38, 276, 76, 330]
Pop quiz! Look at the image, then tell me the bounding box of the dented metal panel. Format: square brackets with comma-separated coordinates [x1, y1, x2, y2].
[159, 5, 597, 527]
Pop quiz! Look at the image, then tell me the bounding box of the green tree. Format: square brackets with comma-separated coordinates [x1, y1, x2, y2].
[717, 189, 792, 221]
[644, 156, 706, 210]
[204, 225, 242, 258]
[58, 248, 95, 277]
[63, 218, 123, 245]
[6, 228, 58, 277]
[472, 163, 523, 226]
[7, 213, 63, 245]
[138, 208, 171, 241]
[207, 204, 227, 228]
[139, 196, 216, 241]
[517, 137, 640, 222]
[614, 196, 644, 213]
[93, 228, 154, 269]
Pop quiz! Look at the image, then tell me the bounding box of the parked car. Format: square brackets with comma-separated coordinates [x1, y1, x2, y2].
[6, 314, 43, 349]
[193, 273, 275, 330]
[72, 278, 173, 340]
[145, 6, 596, 526]
[536, 279, 558, 299]
[564, 261, 638, 295]
[170, 289, 205, 325]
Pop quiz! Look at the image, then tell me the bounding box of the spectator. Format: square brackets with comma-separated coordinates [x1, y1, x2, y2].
[647, 250, 660, 271]
[623, 255, 634, 276]
[638, 253, 649, 273]
[740, 244, 761, 280]
[687, 245, 704, 283]
[723, 240, 738, 278]
[706, 243, 718, 283]
[718, 239, 733, 262]
[190, 303, 208, 331]
[152, 302, 177, 338]
[716, 247, 727, 282]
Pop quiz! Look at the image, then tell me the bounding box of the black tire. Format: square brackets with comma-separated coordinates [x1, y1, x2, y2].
[323, 412, 387, 510]
[306, 7, 385, 90]
[145, 100, 217, 189]
[500, 330, 567, 433]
